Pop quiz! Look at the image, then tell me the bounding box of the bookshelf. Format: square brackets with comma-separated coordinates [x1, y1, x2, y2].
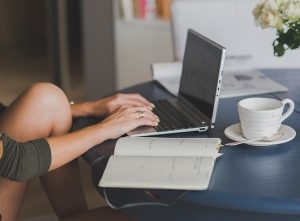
[81, 0, 173, 99]
[117, 18, 170, 30]
[114, 0, 173, 89]
[118, 0, 172, 23]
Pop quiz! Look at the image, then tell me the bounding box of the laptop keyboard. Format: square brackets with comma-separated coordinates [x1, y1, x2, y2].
[152, 100, 197, 132]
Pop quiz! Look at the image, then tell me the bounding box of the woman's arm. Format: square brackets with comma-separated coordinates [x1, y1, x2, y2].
[47, 105, 158, 170]
[0, 134, 51, 181]
[46, 123, 107, 170]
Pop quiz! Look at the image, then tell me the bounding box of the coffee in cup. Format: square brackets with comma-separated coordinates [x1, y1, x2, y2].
[238, 97, 294, 139]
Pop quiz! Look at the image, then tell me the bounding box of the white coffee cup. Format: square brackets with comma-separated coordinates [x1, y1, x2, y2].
[238, 97, 294, 139]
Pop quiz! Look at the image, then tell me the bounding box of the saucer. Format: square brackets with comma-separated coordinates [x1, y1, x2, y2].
[224, 123, 296, 146]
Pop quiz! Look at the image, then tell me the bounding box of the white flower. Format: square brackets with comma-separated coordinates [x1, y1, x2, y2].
[261, 11, 283, 28]
[281, 0, 300, 22]
[253, 0, 284, 29]
[253, 0, 265, 20]
[253, 0, 300, 56]
[264, 0, 280, 12]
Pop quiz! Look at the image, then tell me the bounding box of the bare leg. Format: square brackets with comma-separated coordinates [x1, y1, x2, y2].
[0, 83, 87, 221]
[0, 179, 29, 221]
[40, 160, 88, 219]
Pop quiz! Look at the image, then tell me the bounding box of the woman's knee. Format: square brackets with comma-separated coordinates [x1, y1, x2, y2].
[25, 82, 69, 108]
[1, 82, 73, 139]
[24, 83, 73, 133]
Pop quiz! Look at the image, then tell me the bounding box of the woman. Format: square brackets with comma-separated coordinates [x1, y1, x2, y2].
[0, 82, 159, 221]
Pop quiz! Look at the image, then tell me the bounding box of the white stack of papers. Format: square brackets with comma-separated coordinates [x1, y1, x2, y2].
[151, 61, 288, 98]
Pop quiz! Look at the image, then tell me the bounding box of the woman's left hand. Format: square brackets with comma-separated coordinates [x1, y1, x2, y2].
[93, 93, 154, 116]
[71, 93, 154, 118]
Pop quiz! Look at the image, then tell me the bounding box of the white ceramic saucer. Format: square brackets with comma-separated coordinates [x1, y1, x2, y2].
[224, 123, 296, 146]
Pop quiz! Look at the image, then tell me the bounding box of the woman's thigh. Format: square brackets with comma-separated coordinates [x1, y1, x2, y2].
[0, 82, 72, 140]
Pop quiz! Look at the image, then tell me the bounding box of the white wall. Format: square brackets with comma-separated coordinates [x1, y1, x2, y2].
[171, 0, 300, 69]
[115, 20, 173, 89]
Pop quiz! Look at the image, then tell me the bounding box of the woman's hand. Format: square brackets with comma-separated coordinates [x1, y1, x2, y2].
[92, 93, 154, 116]
[98, 106, 159, 140]
[71, 93, 154, 118]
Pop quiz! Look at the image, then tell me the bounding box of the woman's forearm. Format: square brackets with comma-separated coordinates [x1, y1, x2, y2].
[0, 124, 110, 181]
[47, 123, 109, 171]
[71, 101, 97, 118]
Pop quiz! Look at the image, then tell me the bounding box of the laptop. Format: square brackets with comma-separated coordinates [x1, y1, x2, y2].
[128, 29, 226, 137]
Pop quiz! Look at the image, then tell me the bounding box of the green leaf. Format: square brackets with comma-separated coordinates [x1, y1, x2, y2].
[271, 21, 300, 56]
[273, 40, 285, 57]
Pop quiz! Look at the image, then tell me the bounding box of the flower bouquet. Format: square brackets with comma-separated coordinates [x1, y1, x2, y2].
[253, 0, 300, 56]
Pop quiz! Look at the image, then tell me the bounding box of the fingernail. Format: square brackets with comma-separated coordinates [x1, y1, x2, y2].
[155, 115, 160, 121]
[154, 121, 158, 126]
[148, 105, 153, 110]
[150, 103, 155, 108]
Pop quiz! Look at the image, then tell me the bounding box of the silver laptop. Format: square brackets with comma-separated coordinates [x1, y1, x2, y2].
[128, 29, 226, 137]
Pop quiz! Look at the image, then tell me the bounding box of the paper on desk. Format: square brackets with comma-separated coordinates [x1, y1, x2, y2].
[221, 69, 288, 98]
[152, 61, 182, 95]
[151, 58, 288, 98]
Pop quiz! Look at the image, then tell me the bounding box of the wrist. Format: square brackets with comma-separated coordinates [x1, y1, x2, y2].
[71, 101, 96, 118]
[90, 123, 111, 143]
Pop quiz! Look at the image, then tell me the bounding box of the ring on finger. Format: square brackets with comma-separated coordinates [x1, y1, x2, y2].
[136, 109, 145, 114]
[136, 109, 145, 118]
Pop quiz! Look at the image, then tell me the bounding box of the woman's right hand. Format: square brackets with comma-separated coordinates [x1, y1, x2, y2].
[98, 106, 159, 140]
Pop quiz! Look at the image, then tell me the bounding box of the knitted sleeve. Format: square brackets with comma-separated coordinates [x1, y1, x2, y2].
[0, 133, 51, 181]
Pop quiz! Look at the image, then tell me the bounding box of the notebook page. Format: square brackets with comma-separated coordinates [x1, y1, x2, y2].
[115, 137, 221, 157]
[99, 155, 215, 190]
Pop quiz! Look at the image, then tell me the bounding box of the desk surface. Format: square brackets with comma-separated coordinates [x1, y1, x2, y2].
[74, 69, 300, 217]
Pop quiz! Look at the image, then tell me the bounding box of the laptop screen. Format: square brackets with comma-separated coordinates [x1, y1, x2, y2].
[179, 29, 225, 122]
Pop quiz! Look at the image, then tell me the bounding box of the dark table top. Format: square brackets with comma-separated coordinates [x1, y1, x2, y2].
[73, 69, 300, 215]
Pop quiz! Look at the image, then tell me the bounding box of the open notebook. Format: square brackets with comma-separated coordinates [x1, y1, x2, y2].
[99, 137, 222, 190]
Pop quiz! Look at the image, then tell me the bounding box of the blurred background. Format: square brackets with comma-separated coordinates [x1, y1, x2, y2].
[0, 0, 84, 104]
[0, 1, 101, 219]
[0, 0, 173, 219]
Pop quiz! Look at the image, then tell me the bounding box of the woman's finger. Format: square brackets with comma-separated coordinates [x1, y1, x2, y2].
[118, 99, 150, 109]
[128, 106, 154, 114]
[126, 110, 159, 126]
[137, 115, 159, 127]
[124, 113, 158, 129]
[119, 93, 154, 107]
[128, 107, 159, 120]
